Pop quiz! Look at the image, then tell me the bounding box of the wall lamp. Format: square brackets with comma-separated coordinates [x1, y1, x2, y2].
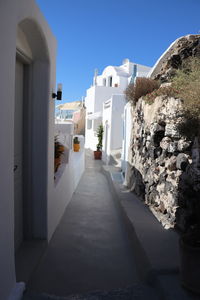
[52, 83, 62, 100]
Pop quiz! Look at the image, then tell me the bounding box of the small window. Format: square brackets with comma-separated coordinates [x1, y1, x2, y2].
[109, 76, 112, 87]
[103, 78, 106, 86]
[87, 119, 92, 130]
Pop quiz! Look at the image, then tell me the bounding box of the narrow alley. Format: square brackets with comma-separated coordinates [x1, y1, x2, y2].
[23, 151, 158, 299]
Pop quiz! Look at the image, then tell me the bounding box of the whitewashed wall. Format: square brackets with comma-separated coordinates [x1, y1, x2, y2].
[102, 95, 125, 163]
[0, 0, 57, 299]
[85, 86, 123, 150]
[110, 95, 126, 150]
[85, 60, 151, 152]
[121, 102, 132, 180]
[51, 126, 85, 242]
[85, 87, 96, 113]
[102, 100, 112, 161]
[55, 123, 74, 149]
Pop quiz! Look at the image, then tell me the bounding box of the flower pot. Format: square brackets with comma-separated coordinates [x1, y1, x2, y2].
[179, 237, 200, 294]
[59, 145, 65, 153]
[74, 143, 80, 152]
[54, 157, 61, 173]
[94, 150, 102, 160]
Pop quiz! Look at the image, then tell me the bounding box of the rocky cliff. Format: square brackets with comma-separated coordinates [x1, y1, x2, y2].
[125, 34, 200, 231]
[149, 34, 200, 82]
[126, 95, 200, 231]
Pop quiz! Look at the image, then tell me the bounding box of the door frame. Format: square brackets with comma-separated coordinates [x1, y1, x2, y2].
[15, 49, 33, 242]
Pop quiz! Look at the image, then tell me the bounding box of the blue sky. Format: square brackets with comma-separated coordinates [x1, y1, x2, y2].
[36, 0, 200, 105]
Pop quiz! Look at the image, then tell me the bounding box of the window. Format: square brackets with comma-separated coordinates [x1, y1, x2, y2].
[108, 76, 112, 87]
[87, 119, 92, 130]
[103, 78, 106, 86]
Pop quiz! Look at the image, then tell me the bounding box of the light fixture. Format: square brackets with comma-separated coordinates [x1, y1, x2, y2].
[52, 83, 62, 100]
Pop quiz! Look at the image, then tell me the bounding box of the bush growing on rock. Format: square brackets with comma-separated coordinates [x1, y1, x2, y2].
[143, 57, 200, 115]
[144, 85, 179, 104]
[172, 57, 200, 138]
[125, 77, 160, 106]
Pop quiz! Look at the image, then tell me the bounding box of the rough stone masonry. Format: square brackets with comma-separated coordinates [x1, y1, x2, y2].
[125, 35, 200, 231]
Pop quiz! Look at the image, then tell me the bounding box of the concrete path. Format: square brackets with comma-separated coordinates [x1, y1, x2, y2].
[25, 151, 139, 297]
[23, 284, 159, 300]
[102, 165, 200, 300]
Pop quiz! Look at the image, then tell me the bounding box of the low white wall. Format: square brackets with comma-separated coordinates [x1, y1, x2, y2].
[55, 123, 74, 149]
[72, 145, 85, 189]
[121, 102, 132, 178]
[48, 127, 85, 241]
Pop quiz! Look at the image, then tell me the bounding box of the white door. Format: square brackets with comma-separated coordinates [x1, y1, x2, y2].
[14, 59, 24, 251]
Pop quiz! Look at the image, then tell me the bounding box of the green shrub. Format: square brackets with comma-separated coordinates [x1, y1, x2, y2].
[96, 124, 104, 151]
[125, 77, 160, 106]
[125, 57, 200, 139]
[171, 57, 200, 138]
[73, 136, 80, 144]
[143, 57, 200, 107]
[172, 57, 200, 115]
[176, 111, 200, 139]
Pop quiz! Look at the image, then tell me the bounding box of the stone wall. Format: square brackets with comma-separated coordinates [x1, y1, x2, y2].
[149, 34, 200, 82]
[126, 96, 200, 231]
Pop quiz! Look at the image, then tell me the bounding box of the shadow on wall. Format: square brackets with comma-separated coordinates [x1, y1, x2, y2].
[109, 155, 119, 166]
[125, 133, 200, 233]
[125, 162, 145, 200]
[176, 153, 200, 233]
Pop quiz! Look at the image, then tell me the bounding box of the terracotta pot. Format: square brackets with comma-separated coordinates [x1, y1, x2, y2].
[94, 150, 102, 160]
[179, 237, 200, 294]
[74, 143, 80, 152]
[59, 145, 65, 153]
[54, 157, 61, 173]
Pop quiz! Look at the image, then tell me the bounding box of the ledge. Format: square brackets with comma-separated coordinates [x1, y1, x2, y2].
[102, 165, 179, 282]
[54, 146, 70, 186]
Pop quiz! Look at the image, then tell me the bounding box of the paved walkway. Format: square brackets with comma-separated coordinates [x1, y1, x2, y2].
[25, 152, 140, 298]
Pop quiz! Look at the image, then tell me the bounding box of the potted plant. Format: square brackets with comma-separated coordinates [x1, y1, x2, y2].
[94, 124, 103, 160]
[54, 136, 65, 173]
[73, 136, 80, 152]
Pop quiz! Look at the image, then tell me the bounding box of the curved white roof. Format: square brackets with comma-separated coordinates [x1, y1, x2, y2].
[102, 65, 129, 77]
[113, 66, 130, 77]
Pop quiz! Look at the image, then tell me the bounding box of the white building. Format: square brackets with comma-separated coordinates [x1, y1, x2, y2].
[85, 59, 151, 163]
[55, 101, 83, 123]
[102, 95, 125, 164]
[0, 1, 84, 299]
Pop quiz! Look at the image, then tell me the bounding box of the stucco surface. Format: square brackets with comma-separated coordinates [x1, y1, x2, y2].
[0, 0, 56, 299]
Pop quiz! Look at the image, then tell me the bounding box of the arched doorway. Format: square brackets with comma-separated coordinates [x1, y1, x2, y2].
[14, 19, 50, 257]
